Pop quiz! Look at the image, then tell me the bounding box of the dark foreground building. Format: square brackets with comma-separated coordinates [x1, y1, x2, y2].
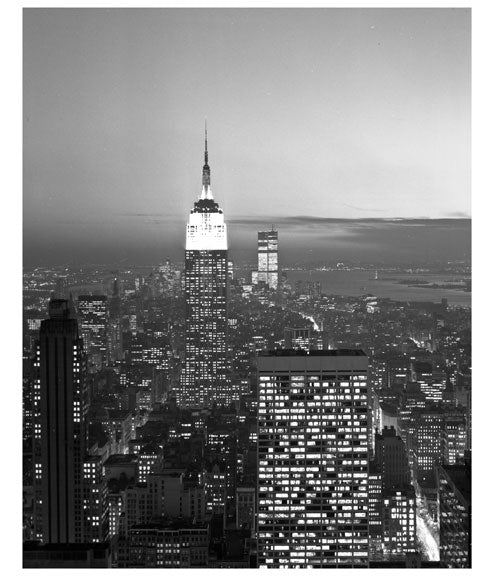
[23, 542, 111, 568]
[32, 300, 88, 543]
[437, 461, 471, 568]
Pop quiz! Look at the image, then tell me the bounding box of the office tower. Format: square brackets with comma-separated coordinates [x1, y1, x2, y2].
[370, 429, 416, 561]
[436, 462, 471, 568]
[442, 411, 467, 465]
[410, 360, 446, 403]
[284, 327, 311, 352]
[397, 381, 426, 455]
[454, 372, 471, 451]
[78, 295, 108, 371]
[252, 230, 278, 290]
[374, 427, 410, 489]
[181, 127, 230, 408]
[33, 300, 88, 543]
[202, 460, 227, 515]
[108, 278, 123, 364]
[257, 349, 369, 568]
[284, 326, 329, 353]
[368, 464, 383, 559]
[410, 408, 443, 486]
[137, 446, 163, 483]
[54, 276, 69, 299]
[83, 455, 109, 543]
[381, 486, 416, 558]
[236, 486, 256, 534]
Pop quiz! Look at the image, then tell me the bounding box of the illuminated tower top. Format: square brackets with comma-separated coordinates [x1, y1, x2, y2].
[186, 125, 227, 251]
[202, 120, 211, 194]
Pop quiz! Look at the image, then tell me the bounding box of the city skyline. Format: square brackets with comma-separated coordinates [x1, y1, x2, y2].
[23, 8, 470, 266]
[20, 5, 474, 571]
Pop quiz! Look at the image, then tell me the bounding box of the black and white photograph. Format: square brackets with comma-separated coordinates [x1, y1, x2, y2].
[13, 1, 484, 570]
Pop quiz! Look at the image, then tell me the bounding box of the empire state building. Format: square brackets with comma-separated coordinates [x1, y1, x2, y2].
[180, 128, 230, 408]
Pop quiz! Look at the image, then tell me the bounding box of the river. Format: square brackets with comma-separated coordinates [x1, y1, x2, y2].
[286, 270, 471, 307]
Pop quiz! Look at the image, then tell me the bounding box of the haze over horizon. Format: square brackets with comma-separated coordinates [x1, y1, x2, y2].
[23, 216, 471, 269]
[23, 8, 471, 267]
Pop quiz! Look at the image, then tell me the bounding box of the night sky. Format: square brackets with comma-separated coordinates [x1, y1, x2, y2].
[23, 8, 471, 266]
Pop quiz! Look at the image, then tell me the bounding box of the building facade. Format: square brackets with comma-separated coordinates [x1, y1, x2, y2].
[180, 129, 230, 408]
[257, 350, 369, 567]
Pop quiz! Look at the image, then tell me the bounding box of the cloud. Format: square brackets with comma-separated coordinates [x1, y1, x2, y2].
[227, 215, 471, 229]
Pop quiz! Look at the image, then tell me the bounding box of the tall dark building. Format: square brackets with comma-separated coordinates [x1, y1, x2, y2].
[33, 300, 88, 543]
[372, 428, 416, 559]
[437, 462, 471, 568]
[257, 350, 369, 567]
[374, 427, 410, 489]
[180, 127, 230, 408]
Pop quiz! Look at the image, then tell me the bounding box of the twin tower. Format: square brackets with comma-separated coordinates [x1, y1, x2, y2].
[180, 128, 230, 408]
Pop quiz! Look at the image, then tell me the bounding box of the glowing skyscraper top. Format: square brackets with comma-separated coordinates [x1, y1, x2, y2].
[186, 124, 227, 251]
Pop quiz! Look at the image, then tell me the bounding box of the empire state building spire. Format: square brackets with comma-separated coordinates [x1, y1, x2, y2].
[201, 121, 213, 200]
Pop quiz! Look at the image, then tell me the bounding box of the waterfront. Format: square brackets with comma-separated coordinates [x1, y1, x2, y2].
[287, 270, 471, 307]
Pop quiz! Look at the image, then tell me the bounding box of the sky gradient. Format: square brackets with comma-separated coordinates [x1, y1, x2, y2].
[23, 8, 471, 265]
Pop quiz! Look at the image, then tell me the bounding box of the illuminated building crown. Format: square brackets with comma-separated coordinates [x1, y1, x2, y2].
[186, 123, 227, 250]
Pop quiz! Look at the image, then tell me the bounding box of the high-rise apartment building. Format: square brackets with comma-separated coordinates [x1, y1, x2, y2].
[180, 128, 230, 408]
[252, 230, 278, 290]
[33, 300, 88, 543]
[257, 349, 369, 567]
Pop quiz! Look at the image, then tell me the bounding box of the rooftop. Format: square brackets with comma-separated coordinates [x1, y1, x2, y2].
[440, 463, 471, 502]
[104, 454, 138, 465]
[260, 349, 366, 357]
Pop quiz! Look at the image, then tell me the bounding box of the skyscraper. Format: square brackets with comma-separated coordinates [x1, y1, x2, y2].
[257, 349, 369, 567]
[33, 300, 88, 543]
[77, 295, 108, 371]
[180, 127, 230, 408]
[252, 229, 278, 290]
[374, 427, 410, 490]
[436, 461, 471, 568]
[107, 278, 123, 364]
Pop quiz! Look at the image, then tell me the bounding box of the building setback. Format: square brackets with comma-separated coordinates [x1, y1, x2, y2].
[257, 350, 369, 567]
